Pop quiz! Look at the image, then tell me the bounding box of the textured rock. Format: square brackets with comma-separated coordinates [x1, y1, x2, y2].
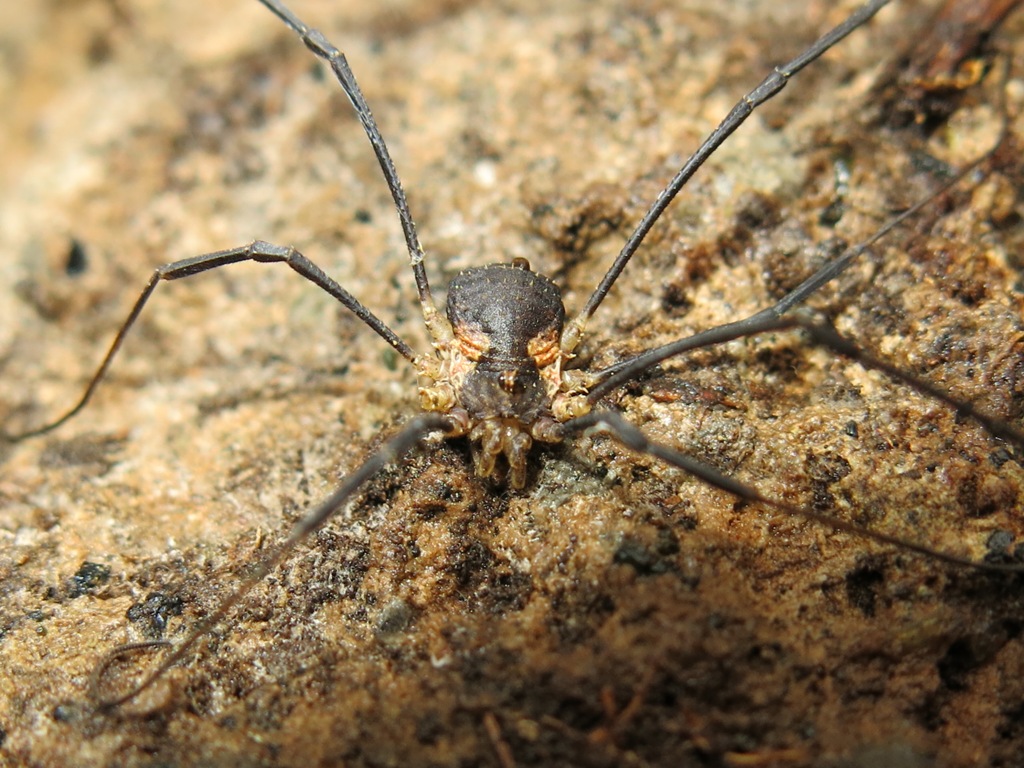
[2, 1, 1023, 765]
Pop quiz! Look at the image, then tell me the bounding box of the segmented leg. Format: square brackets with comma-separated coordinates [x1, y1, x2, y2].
[3, 240, 415, 441]
[90, 412, 453, 708]
[560, 411, 1024, 572]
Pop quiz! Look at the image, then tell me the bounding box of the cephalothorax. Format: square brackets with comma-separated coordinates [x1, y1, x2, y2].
[4, 0, 1023, 711]
[419, 258, 578, 488]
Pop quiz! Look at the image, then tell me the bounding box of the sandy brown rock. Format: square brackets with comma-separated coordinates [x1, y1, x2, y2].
[2, 1, 1024, 766]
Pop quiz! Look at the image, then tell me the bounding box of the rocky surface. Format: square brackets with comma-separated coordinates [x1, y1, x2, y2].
[2, 1, 1023, 765]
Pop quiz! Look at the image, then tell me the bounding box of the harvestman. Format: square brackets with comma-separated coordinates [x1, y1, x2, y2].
[4, 0, 1023, 707]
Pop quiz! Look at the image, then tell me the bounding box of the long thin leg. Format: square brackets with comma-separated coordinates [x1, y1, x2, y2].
[3, 240, 415, 441]
[578, 137, 1024, 458]
[561, 411, 1024, 572]
[89, 412, 453, 709]
[584, 118, 1007, 403]
[256, 0, 448, 341]
[561, 0, 892, 352]
[593, 310, 1024, 450]
[787, 315, 1024, 449]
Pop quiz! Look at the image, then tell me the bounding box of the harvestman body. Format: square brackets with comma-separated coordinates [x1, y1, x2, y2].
[4, 0, 1023, 706]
